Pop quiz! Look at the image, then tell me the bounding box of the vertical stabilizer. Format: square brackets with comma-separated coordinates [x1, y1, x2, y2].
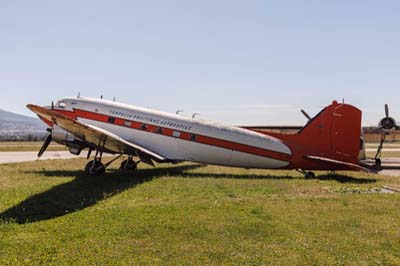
[297, 101, 362, 163]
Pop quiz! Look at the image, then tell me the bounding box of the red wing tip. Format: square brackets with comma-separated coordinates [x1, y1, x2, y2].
[26, 104, 37, 110]
[26, 104, 45, 113]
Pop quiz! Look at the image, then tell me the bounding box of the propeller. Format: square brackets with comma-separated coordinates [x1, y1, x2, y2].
[385, 104, 389, 118]
[379, 104, 396, 130]
[38, 128, 53, 158]
[375, 104, 397, 165]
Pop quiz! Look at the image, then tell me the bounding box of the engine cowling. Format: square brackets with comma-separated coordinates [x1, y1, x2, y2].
[379, 117, 397, 131]
[51, 126, 87, 155]
[51, 126, 75, 145]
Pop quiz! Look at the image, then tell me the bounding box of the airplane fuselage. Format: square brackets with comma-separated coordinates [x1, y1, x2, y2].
[52, 97, 293, 169]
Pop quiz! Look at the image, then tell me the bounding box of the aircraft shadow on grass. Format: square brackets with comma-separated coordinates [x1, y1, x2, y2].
[178, 172, 377, 184]
[0, 164, 203, 224]
[0, 165, 376, 224]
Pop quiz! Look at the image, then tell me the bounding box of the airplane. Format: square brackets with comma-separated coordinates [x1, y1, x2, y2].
[373, 104, 399, 166]
[27, 96, 377, 177]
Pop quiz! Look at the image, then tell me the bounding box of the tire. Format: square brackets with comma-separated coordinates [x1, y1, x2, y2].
[120, 159, 137, 171]
[305, 171, 316, 179]
[375, 158, 382, 168]
[85, 160, 106, 175]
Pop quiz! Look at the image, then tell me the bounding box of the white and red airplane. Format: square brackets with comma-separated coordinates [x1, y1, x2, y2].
[28, 97, 372, 177]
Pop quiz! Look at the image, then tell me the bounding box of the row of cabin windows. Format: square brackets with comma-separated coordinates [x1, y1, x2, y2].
[107, 116, 197, 141]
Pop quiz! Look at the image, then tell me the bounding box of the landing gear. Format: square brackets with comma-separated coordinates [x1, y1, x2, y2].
[83, 138, 141, 175]
[120, 156, 138, 171]
[84, 144, 123, 175]
[373, 133, 386, 170]
[85, 160, 106, 175]
[304, 171, 316, 179]
[374, 134, 386, 161]
[84, 151, 139, 175]
[297, 169, 316, 179]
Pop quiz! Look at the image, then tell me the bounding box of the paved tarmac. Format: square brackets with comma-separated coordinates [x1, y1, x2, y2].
[378, 158, 400, 176]
[366, 148, 400, 152]
[0, 151, 83, 164]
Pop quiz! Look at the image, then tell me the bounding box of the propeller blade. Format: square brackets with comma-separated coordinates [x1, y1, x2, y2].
[38, 134, 52, 158]
[385, 104, 389, 118]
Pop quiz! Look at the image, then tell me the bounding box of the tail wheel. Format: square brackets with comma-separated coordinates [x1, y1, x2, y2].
[305, 171, 316, 179]
[85, 160, 106, 175]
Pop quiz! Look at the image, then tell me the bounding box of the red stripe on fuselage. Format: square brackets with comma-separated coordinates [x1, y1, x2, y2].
[53, 108, 291, 162]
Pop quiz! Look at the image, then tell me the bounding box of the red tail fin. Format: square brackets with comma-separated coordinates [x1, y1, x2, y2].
[297, 101, 362, 163]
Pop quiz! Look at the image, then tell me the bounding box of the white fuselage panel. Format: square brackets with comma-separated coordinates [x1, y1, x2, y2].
[62, 97, 291, 169]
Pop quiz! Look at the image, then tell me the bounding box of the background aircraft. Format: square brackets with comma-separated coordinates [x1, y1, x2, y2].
[373, 104, 399, 166]
[27, 97, 387, 177]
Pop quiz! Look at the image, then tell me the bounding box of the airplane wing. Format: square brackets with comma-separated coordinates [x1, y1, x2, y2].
[27, 105, 166, 165]
[304, 155, 371, 172]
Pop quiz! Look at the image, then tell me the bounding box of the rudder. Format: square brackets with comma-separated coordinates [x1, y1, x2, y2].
[298, 101, 362, 163]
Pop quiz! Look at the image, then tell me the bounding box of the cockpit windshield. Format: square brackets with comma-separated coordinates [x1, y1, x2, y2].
[56, 101, 67, 109]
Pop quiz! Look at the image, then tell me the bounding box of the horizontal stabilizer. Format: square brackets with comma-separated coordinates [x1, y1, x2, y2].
[305, 156, 371, 172]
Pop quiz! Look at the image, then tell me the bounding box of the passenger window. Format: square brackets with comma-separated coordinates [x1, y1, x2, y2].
[108, 117, 115, 124]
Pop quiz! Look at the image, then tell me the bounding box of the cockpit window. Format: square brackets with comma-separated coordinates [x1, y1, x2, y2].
[56, 101, 67, 109]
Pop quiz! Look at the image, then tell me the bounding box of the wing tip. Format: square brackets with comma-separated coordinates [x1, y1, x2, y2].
[26, 104, 40, 112]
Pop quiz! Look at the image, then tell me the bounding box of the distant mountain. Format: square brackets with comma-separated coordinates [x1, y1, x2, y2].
[0, 109, 46, 139]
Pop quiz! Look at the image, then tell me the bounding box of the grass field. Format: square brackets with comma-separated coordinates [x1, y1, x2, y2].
[0, 158, 400, 265]
[0, 142, 66, 152]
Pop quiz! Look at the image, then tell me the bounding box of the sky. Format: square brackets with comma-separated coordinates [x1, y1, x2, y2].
[0, 0, 399, 126]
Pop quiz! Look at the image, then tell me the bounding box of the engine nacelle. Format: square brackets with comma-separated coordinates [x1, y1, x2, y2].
[52, 126, 75, 145]
[379, 117, 397, 131]
[51, 126, 87, 155]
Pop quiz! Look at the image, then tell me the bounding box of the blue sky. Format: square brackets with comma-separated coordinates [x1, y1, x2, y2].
[0, 0, 399, 125]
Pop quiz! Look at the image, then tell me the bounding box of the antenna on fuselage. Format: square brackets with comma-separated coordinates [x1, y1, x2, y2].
[301, 109, 311, 121]
[113, 97, 116, 102]
[100, 95, 103, 99]
[192, 113, 201, 119]
[77, 92, 80, 98]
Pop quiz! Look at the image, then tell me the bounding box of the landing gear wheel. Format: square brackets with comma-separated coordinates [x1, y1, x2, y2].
[120, 159, 137, 171]
[85, 160, 106, 175]
[305, 171, 316, 179]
